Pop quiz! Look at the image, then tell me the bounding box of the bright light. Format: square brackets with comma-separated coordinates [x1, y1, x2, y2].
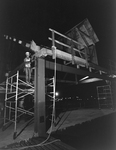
[55, 92, 59, 97]
[81, 78, 102, 83]
[18, 40, 22, 44]
[80, 76, 89, 81]
[6, 35, 8, 39]
[26, 43, 30, 48]
[13, 38, 16, 41]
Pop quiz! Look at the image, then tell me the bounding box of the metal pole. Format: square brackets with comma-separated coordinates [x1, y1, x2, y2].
[10, 76, 13, 92]
[52, 30, 55, 47]
[9, 102, 11, 121]
[3, 77, 8, 125]
[14, 71, 19, 138]
[52, 30, 56, 59]
[34, 57, 46, 137]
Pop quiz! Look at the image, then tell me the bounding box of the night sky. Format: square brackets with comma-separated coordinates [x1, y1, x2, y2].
[0, 0, 116, 57]
[0, 0, 116, 80]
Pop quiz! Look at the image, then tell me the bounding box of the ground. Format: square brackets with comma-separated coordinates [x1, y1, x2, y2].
[0, 108, 116, 149]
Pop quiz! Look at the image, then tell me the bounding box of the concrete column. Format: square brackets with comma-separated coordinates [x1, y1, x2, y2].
[34, 57, 46, 137]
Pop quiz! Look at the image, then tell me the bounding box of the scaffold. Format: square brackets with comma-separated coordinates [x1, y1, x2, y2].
[3, 70, 34, 139]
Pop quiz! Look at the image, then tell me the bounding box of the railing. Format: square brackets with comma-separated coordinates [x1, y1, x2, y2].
[48, 28, 88, 64]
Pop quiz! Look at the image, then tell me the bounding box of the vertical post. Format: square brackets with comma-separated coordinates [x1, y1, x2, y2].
[52, 30, 55, 47]
[10, 77, 13, 92]
[34, 57, 46, 137]
[70, 40, 75, 64]
[52, 30, 56, 59]
[3, 77, 8, 125]
[9, 102, 11, 121]
[14, 71, 19, 138]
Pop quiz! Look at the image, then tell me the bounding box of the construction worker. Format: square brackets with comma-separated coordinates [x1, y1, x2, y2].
[24, 52, 31, 83]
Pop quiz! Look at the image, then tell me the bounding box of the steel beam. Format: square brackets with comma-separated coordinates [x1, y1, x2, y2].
[45, 60, 112, 81]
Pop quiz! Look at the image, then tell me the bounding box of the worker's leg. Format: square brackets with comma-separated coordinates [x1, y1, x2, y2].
[25, 68, 28, 83]
[28, 67, 31, 83]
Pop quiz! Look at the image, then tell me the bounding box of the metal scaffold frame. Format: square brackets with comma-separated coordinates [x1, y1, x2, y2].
[97, 84, 113, 109]
[45, 77, 57, 135]
[3, 71, 34, 139]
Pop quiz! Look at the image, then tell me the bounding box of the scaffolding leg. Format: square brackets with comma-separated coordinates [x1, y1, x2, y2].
[2, 101, 7, 131]
[13, 71, 19, 139]
[9, 102, 11, 120]
[2, 77, 8, 131]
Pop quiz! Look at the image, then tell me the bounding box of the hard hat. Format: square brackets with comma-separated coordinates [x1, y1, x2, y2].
[25, 52, 30, 56]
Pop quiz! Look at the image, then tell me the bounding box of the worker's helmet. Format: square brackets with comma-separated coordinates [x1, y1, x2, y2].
[25, 52, 30, 56]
